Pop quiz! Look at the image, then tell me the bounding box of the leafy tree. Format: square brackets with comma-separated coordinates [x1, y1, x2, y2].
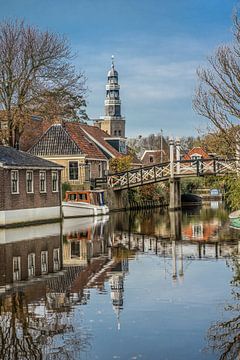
[109, 155, 132, 173]
[0, 20, 87, 148]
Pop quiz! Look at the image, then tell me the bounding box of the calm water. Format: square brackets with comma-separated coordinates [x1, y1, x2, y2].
[0, 203, 239, 360]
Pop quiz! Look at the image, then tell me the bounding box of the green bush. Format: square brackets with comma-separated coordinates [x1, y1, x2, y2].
[62, 182, 72, 200]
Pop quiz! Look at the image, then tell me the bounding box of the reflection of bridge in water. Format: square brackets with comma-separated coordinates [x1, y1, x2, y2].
[111, 230, 240, 280]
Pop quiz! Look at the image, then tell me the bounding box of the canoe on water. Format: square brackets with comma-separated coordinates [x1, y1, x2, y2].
[229, 209, 240, 229]
[229, 210, 240, 219]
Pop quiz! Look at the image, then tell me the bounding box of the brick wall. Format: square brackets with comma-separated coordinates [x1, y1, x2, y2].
[0, 168, 61, 211]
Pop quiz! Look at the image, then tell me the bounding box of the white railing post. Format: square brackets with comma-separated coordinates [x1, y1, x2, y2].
[169, 137, 175, 178]
[175, 137, 181, 175]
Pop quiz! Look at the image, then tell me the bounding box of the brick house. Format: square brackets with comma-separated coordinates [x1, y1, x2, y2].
[0, 146, 63, 226]
[141, 149, 168, 166]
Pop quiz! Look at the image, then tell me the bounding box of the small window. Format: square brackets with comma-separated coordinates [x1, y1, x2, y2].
[79, 193, 87, 201]
[69, 161, 79, 180]
[71, 241, 80, 258]
[13, 257, 21, 281]
[39, 171, 46, 193]
[69, 193, 77, 201]
[118, 130, 121, 136]
[149, 156, 154, 163]
[114, 130, 117, 136]
[53, 248, 60, 272]
[52, 171, 58, 192]
[28, 253, 35, 278]
[41, 251, 48, 274]
[11, 170, 19, 194]
[26, 171, 34, 193]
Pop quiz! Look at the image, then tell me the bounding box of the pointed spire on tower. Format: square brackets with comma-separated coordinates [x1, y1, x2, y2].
[111, 54, 115, 68]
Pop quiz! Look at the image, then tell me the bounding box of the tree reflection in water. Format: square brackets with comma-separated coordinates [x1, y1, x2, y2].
[0, 290, 92, 360]
[207, 254, 240, 360]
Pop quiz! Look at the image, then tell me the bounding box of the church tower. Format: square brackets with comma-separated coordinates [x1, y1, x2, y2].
[95, 56, 125, 137]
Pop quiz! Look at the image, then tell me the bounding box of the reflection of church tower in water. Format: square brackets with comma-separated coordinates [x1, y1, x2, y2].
[94, 56, 125, 137]
[109, 258, 128, 330]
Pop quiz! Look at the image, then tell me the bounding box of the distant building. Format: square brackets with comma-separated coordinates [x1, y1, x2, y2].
[182, 147, 212, 161]
[94, 57, 125, 138]
[141, 149, 168, 166]
[0, 146, 63, 226]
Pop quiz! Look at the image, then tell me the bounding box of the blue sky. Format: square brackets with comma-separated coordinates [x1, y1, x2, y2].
[0, 0, 238, 137]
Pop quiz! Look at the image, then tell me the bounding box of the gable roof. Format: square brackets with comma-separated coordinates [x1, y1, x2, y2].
[64, 122, 107, 160]
[140, 150, 165, 161]
[0, 146, 63, 169]
[79, 123, 121, 158]
[183, 147, 209, 160]
[29, 124, 82, 156]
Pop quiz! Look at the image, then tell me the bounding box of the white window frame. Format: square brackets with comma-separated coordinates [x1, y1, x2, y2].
[13, 256, 21, 281]
[53, 248, 60, 272]
[11, 170, 19, 194]
[26, 170, 34, 193]
[39, 171, 47, 193]
[52, 171, 58, 192]
[41, 251, 48, 274]
[68, 161, 79, 181]
[28, 253, 35, 278]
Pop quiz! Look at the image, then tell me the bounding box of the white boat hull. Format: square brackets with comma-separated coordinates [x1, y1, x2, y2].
[229, 210, 240, 219]
[62, 201, 109, 218]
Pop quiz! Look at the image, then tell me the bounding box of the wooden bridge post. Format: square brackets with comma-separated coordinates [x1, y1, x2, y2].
[169, 138, 181, 211]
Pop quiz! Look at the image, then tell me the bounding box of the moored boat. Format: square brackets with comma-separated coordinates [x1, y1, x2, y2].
[229, 209, 240, 229]
[62, 190, 109, 218]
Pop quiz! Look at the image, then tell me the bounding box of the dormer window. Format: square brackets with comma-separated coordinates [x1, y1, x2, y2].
[191, 154, 202, 160]
[149, 156, 154, 163]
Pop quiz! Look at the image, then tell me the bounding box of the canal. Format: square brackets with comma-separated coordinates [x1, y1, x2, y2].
[0, 203, 239, 359]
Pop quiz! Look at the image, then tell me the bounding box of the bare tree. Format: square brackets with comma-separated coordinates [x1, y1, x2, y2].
[0, 20, 87, 148]
[207, 255, 240, 360]
[193, 13, 240, 147]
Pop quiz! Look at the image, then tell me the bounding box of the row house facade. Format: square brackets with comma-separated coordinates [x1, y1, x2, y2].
[28, 123, 109, 189]
[0, 146, 63, 226]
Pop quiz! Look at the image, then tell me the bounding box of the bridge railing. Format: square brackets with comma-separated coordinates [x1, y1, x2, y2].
[107, 161, 171, 189]
[107, 158, 237, 190]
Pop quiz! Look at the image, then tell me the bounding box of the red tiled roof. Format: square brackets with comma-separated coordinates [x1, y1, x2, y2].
[183, 147, 209, 160]
[79, 123, 122, 158]
[79, 124, 141, 164]
[64, 122, 107, 160]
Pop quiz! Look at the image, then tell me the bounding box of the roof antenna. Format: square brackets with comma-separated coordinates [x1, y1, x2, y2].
[111, 54, 114, 68]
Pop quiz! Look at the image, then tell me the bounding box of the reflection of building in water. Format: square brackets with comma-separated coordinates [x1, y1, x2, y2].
[109, 257, 128, 330]
[182, 219, 220, 241]
[0, 223, 62, 290]
[63, 218, 108, 266]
